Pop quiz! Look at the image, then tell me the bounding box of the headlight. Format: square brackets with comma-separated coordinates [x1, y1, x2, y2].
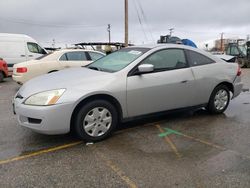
[24, 89, 66, 106]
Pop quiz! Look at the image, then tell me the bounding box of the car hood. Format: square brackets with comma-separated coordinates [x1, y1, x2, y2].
[18, 67, 114, 98]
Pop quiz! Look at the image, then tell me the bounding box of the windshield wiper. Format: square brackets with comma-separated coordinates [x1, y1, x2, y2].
[88, 66, 100, 71]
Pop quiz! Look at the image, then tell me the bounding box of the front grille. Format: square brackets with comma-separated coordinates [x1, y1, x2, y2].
[28, 117, 42, 124]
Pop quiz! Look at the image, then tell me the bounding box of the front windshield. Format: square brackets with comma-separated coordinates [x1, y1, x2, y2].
[87, 47, 149, 72]
[239, 45, 247, 56]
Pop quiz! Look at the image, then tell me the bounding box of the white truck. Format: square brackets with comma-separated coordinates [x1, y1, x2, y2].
[0, 33, 47, 73]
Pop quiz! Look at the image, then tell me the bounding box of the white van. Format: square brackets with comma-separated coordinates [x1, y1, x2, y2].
[0, 33, 47, 72]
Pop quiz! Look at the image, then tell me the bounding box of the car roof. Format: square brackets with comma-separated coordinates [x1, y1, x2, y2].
[52, 48, 104, 55]
[129, 43, 220, 61]
[128, 43, 197, 50]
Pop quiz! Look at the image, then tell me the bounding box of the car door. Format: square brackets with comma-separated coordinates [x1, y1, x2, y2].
[59, 51, 90, 68]
[186, 50, 220, 105]
[126, 48, 196, 117]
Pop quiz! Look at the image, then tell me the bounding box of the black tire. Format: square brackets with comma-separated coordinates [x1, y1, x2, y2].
[0, 71, 4, 82]
[73, 100, 118, 142]
[207, 85, 230, 114]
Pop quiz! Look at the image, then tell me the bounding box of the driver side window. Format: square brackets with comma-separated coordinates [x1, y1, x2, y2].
[141, 49, 187, 71]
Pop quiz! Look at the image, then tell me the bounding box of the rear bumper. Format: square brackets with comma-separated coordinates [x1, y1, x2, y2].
[12, 74, 26, 84]
[233, 76, 243, 98]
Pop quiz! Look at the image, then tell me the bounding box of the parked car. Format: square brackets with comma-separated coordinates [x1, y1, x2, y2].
[13, 44, 243, 142]
[0, 33, 47, 73]
[0, 58, 8, 82]
[12, 49, 105, 84]
[212, 54, 237, 63]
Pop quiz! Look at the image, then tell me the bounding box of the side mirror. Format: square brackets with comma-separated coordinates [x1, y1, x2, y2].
[137, 64, 154, 74]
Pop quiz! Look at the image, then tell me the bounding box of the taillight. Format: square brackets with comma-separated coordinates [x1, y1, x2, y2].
[237, 65, 241, 76]
[16, 67, 27, 73]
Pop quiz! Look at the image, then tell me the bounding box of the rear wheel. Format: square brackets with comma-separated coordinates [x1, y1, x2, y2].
[207, 85, 230, 114]
[0, 72, 4, 82]
[73, 100, 118, 142]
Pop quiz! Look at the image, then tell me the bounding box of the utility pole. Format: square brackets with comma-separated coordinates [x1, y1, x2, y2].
[52, 39, 55, 48]
[169, 28, 174, 37]
[220, 32, 224, 52]
[107, 24, 111, 43]
[125, 0, 128, 47]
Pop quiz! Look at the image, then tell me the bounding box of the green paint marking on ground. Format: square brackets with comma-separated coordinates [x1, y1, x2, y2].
[158, 128, 183, 137]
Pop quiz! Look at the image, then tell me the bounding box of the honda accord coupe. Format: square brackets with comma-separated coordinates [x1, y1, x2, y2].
[13, 44, 243, 141]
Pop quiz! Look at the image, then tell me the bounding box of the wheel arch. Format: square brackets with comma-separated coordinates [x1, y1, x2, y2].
[1, 70, 7, 77]
[215, 81, 234, 94]
[70, 94, 123, 131]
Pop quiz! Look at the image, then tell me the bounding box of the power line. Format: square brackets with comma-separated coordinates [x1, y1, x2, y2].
[132, 0, 149, 42]
[136, 0, 155, 42]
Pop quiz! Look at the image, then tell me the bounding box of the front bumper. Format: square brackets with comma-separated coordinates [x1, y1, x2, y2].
[14, 97, 74, 135]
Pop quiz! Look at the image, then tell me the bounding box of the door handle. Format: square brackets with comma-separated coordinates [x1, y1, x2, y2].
[65, 66, 70, 68]
[28, 55, 33, 57]
[20, 55, 25, 57]
[180, 80, 188, 83]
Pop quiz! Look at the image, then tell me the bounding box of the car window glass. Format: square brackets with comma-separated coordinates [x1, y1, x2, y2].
[65, 52, 87, 61]
[27, 42, 46, 54]
[59, 54, 68, 61]
[188, 50, 214, 66]
[37, 44, 47, 54]
[230, 46, 240, 56]
[88, 52, 104, 61]
[87, 47, 149, 72]
[27, 42, 39, 53]
[141, 49, 187, 70]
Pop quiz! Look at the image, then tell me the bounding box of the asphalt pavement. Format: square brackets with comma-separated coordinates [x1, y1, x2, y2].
[0, 69, 250, 188]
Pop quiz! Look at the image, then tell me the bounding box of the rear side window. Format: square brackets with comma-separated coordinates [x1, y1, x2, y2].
[60, 52, 87, 61]
[88, 52, 104, 61]
[187, 50, 214, 66]
[27, 42, 46, 54]
[59, 54, 67, 61]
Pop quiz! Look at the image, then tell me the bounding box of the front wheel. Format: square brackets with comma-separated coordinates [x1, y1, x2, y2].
[207, 85, 230, 114]
[73, 100, 118, 142]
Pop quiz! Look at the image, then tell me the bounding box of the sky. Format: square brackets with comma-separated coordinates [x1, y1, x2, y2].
[0, 0, 249, 49]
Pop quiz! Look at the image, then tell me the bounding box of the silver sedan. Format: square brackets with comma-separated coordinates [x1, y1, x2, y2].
[13, 44, 243, 141]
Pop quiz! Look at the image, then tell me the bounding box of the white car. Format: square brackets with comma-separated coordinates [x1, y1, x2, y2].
[12, 49, 105, 84]
[0, 33, 47, 73]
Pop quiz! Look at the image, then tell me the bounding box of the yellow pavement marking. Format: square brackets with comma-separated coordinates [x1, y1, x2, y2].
[116, 120, 167, 135]
[0, 141, 83, 165]
[181, 133, 225, 150]
[94, 149, 138, 188]
[180, 132, 250, 160]
[157, 126, 250, 161]
[155, 124, 182, 159]
[105, 159, 138, 188]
